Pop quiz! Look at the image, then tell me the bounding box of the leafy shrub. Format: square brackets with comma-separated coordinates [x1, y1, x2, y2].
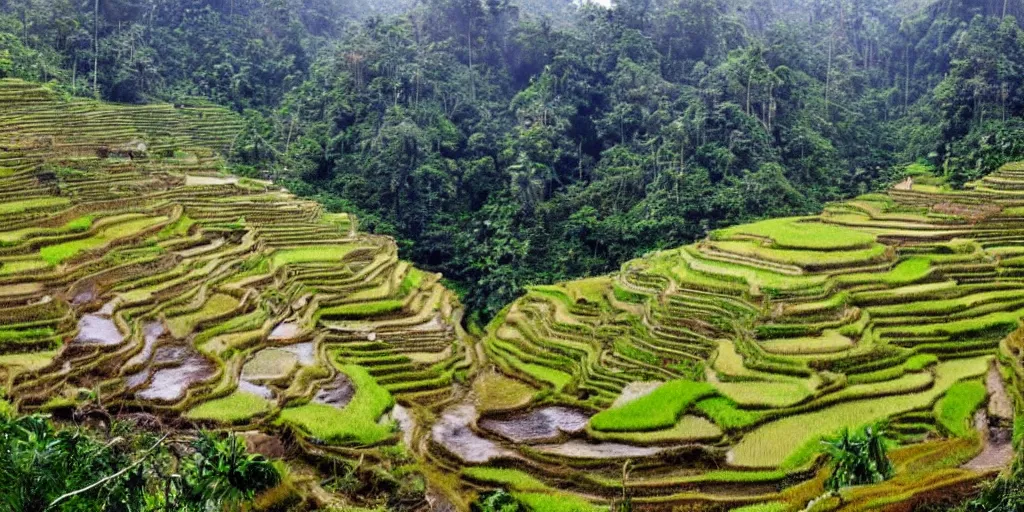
[822, 423, 893, 492]
[472, 490, 522, 512]
[590, 380, 717, 432]
[0, 414, 280, 511]
[935, 380, 987, 438]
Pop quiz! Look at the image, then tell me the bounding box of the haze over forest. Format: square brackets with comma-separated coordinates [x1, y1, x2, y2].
[5, 2, 1024, 510]
[3, 0, 1024, 319]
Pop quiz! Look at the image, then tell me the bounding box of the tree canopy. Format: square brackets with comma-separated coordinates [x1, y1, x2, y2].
[3, 0, 1024, 317]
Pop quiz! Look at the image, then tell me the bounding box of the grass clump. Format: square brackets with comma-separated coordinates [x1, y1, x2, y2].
[513, 492, 604, 512]
[278, 365, 394, 445]
[462, 467, 551, 492]
[590, 380, 717, 432]
[732, 357, 990, 468]
[318, 300, 404, 320]
[838, 257, 931, 286]
[166, 294, 240, 338]
[729, 503, 788, 512]
[695, 397, 760, 431]
[185, 391, 271, 423]
[935, 380, 987, 438]
[0, 197, 70, 215]
[714, 217, 875, 250]
[40, 215, 167, 264]
[271, 244, 360, 267]
[397, 267, 425, 296]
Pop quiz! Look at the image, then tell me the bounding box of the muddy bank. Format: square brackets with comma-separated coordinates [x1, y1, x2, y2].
[964, 363, 1015, 471]
[964, 410, 1014, 471]
[73, 315, 124, 346]
[314, 373, 354, 408]
[390, 404, 416, 447]
[239, 379, 275, 399]
[137, 355, 216, 402]
[126, 322, 165, 368]
[533, 439, 665, 459]
[431, 404, 513, 464]
[479, 406, 589, 443]
[280, 341, 316, 365]
[269, 322, 301, 341]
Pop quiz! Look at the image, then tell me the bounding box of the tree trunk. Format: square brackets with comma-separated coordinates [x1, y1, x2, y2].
[904, 45, 910, 112]
[825, 31, 833, 118]
[93, 0, 99, 97]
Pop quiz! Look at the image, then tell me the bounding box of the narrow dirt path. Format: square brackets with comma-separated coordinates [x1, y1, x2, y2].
[963, 362, 1015, 471]
[985, 363, 1014, 423]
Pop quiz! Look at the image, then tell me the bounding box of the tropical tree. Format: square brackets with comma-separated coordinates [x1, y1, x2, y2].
[177, 431, 281, 510]
[472, 489, 522, 512]
[822, 422, 894, 492]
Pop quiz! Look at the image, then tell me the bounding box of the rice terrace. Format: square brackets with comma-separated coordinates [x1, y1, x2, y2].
[3, 75, 1024, 511]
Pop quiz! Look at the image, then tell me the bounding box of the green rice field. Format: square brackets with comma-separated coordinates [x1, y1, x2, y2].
[0, 78, 1022, 511]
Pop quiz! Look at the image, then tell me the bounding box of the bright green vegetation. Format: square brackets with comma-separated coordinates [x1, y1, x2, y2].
[712, 240, 887, 268]
[0, 215, 93, 244]
[2, 2, 1024, 505]
[729, 503, 788, 512]
[157, 215, 194, 239]
[270, 245, 360, 267]
[513, 492, 606, 512]
[0, 328, 54, 344]
[848, 354, 939, 385]
[318, 300, 404, 319]
[39, 215, 168, 264]
[166, 294, 240, 338]
[695, 397, 760, 431]
[761, 331, 853, 355]
[278, 365, 395, 445]
[472, 152, 1024, 509]
[0, 81, 467, 512]
[462, 468, 552, 492]
[712, 381, 811, 408]
[935, 380, 988, 438]
[822, 423, 893, 492]
[8, 0, 1023, 326]
[0, 197, 69, 215]
[730, 357, 990, 468]
[589, 380, 717, 432]
[839, 257, 932, 286]
[588, 415, 722, 444]
[0, 258, 50, 275]
[0, 414, 281, 511]
[184, 391, 272, 423]
[714, 218, 876, 250]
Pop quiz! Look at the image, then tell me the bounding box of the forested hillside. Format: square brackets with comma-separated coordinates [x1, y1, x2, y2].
[5, 0, 1024, 316]
[6, 1, 1024, 511]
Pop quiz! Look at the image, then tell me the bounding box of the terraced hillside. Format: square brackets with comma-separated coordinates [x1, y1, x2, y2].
[459, 169, 1024, 510]
[0, 80, 472, 509]
[6, 76, 1024, 512]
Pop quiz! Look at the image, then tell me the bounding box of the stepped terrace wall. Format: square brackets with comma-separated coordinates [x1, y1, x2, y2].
[466, 169, 1024, 511]
[0, 79, 472, 511]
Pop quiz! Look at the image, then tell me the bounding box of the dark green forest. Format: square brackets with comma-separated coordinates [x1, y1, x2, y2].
[4, 0, 1024, 318]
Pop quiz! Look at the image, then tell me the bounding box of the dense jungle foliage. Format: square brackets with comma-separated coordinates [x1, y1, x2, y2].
[0, 406, 282, 511]
[5, 0, 1024, 318]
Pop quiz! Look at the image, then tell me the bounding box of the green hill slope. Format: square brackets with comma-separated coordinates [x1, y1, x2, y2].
[0, 79, 472, 509]
[468, 166, 1024, 510]
[3, 77, 1024, 511]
